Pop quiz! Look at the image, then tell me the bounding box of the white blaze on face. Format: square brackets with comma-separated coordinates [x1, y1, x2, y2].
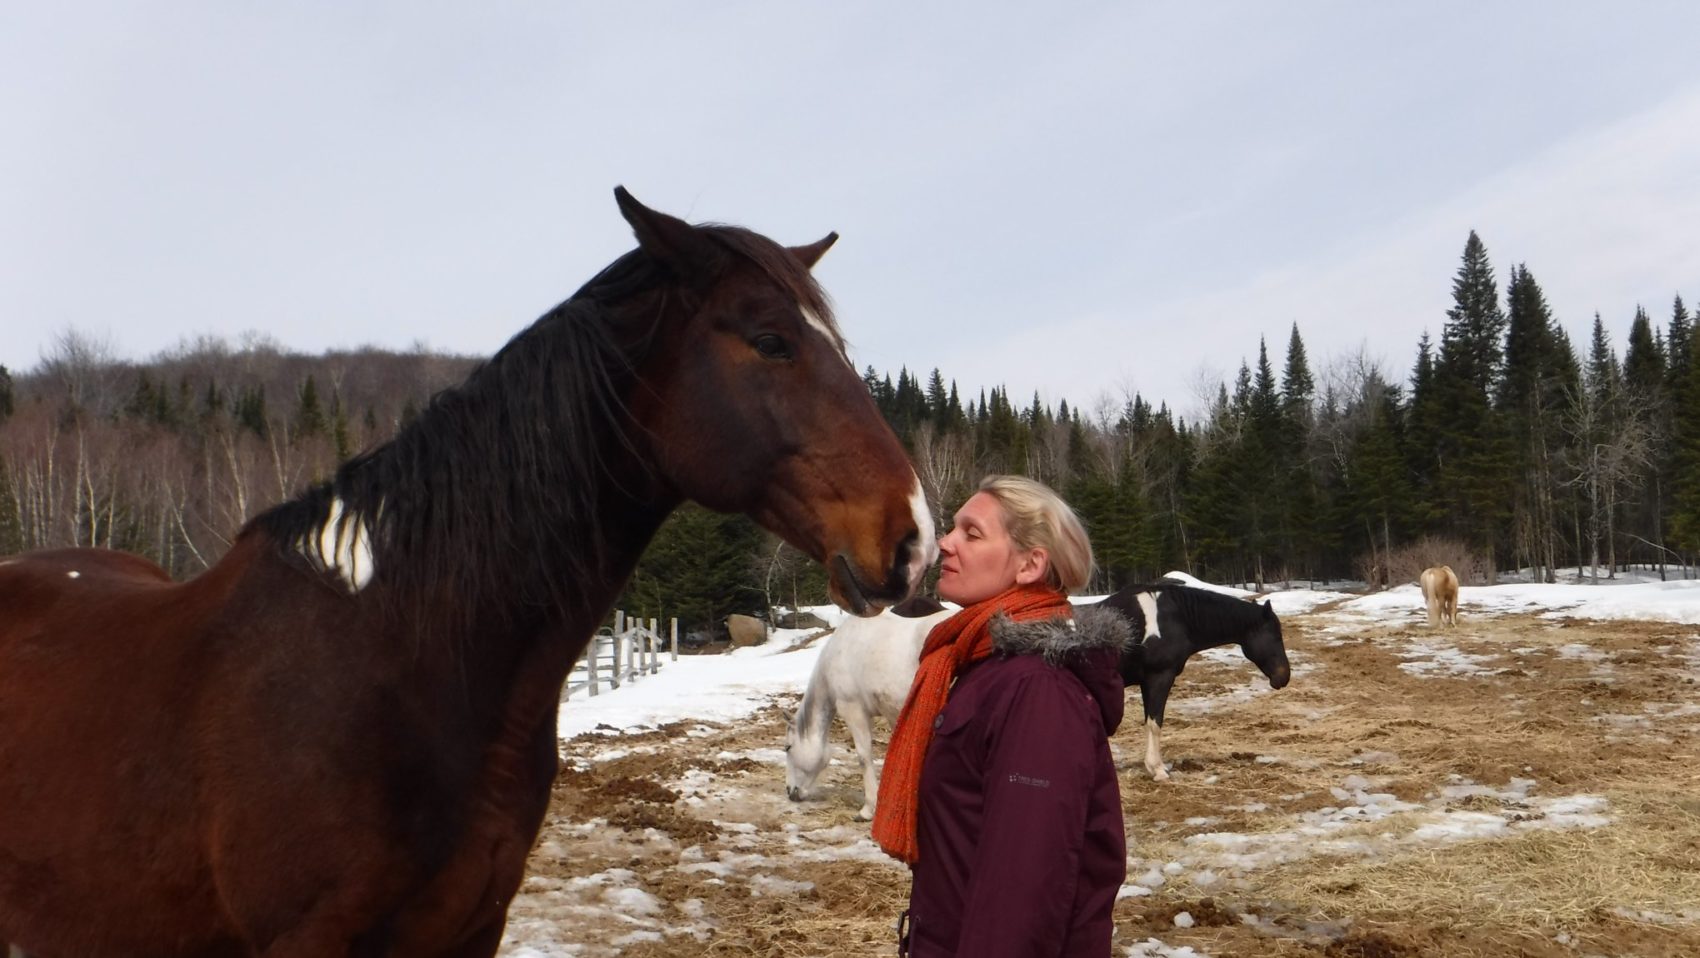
[801, 306, 851, 368]
[304, 497, 376, 592]
[1135, 592, 1161, 644]
[906, 481, 938, 591]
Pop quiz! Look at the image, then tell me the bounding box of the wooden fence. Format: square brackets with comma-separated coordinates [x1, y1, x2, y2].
[563, 611, 678, 701]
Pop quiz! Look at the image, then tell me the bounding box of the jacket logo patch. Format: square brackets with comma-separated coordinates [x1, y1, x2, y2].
[1007, 773, 1051, 788]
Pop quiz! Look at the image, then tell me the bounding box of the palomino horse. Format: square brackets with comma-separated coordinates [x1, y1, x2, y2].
[1420, 564, 1460, 628]
[0, 189, 936, 957]
[785, 595, 951, 821]
[1095, 583, 1290, 781]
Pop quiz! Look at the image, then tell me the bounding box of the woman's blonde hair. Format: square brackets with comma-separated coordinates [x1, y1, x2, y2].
[976, 474, 1094, 594]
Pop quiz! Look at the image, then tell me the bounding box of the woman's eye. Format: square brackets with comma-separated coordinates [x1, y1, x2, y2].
[753, 334, 792, 360]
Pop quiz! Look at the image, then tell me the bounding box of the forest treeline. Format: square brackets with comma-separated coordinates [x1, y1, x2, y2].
[2, 232, 1697, 630]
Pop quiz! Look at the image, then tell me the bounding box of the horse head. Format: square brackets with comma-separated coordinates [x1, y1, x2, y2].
[1244, 599, 1291, 689]
[613, 188, 935, 614]
[784, 709, 829, 801]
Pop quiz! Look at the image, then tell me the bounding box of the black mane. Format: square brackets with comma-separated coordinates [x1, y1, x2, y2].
[1158, 584, 1269, 638]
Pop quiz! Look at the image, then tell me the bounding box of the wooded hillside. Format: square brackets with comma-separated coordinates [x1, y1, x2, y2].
[3, 232, 1696, 629]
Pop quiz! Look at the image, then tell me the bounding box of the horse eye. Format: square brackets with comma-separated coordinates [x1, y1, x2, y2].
[752, 333, 792, 360]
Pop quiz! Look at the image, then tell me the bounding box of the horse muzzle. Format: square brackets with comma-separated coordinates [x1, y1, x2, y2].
[827, 537, 928, 616]
[1268, 665, 1291, 690]
[787, 786, 803, 802]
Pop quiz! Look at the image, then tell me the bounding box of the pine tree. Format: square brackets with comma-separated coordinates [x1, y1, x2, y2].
[0, 365, 12, 424]
[0, 452, 22, 554]
[925, 369, 949, 421]
[1432, 232, 1513, 573]
[1669, 331, 1700, 557]
[617, 503, 766, 630]
[1498, 265, 1569, 580]
[294, 376, 327, 439]
[1623, 306, 1672, 572]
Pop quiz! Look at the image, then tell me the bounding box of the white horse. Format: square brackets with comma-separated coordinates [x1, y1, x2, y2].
[784, 603, 953, 820]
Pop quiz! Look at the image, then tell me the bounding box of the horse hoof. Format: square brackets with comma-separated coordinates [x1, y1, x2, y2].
[1152, 769, 1170, 782]
[854, 809, 873, 822]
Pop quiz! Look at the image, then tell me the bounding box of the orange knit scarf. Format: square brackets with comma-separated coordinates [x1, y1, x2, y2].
[872, 582, 1073, 864]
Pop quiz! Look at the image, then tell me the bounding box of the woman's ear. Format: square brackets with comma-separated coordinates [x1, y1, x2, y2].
[1014, 547, 1050, 587]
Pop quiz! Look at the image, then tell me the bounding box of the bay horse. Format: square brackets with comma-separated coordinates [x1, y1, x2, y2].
[1420, 564, 1460, 628]
[1093, 583, 1290, 781]
[785, 595, 950, 821]
[0, 188, 936, 957]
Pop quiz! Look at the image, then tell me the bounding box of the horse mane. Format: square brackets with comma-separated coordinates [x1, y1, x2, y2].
[1160, 584, 1271, 635]
[250, 225, 842, 650]
[795, 659, 837, 742]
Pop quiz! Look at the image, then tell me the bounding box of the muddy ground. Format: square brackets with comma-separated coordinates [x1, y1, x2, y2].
[502, 603, 1700, 957]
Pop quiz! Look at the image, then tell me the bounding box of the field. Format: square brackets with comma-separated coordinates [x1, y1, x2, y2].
[501, 592, 1700, 957]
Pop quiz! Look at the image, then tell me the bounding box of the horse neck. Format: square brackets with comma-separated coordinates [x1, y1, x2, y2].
[796, 665, 838, 746]
[1171, 593, 1261, 655]
[254, 299, 681, 713]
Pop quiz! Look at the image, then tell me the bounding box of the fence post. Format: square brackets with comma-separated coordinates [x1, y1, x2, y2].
[647, 617, 658, 674]
[670, 618, 678, 661]
[611, 633, 623, 689]
[587, 633, 600, 696]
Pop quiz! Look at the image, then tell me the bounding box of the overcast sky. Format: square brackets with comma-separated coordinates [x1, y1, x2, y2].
[6, 3, 1700, 420]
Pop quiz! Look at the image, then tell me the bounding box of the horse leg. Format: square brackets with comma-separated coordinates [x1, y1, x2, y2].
[843, 705, 878, 821]
[1141, 673, 1177, 782]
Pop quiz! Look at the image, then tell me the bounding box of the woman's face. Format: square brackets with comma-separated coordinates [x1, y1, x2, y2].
[936, 492, 1047, 605]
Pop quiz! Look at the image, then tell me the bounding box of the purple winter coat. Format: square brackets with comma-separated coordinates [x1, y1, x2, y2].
[904, 604, 1130, 957]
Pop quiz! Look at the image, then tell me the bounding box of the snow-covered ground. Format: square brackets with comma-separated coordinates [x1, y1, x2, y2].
[559, 574, 1700, 741]
[517, 575, 1700, 957]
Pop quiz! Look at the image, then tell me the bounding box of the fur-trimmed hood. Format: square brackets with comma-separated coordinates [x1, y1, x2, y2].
[987, 603, 1130, 735]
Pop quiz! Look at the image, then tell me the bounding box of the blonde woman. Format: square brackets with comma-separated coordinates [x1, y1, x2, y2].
[876, 475, 1129, 957]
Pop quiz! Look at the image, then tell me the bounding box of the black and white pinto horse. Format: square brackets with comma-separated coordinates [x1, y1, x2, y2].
[1093, 582, 1291, 781]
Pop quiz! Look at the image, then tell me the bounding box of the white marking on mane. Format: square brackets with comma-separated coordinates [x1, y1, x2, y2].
[801, 306, 851, 368]
[1135, 592, 1161, 644]
[66, 570, 81, 579]
[302, 497, 377, 592]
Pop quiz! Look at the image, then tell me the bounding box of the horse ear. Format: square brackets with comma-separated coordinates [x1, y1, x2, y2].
[789, 233, 838, 269]
[613, 186, 725, 287]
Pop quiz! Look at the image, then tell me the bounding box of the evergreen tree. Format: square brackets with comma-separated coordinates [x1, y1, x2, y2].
[294, 376, 328, 440]
[236, 386, 269, 438]
[0, 452, 21, 554]
[331, 391, 354, 463]
[617, 504, 766, 630]
[925, 369, 949, 420]
[1670, 331, 1700, 555]
[0, 365, 12, 424]
[1432, 233, 1513, 572]
[1345, 388, 1415, 585]
[1498, 265, 1569, 580]
[1623, 306, 1666, 401]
